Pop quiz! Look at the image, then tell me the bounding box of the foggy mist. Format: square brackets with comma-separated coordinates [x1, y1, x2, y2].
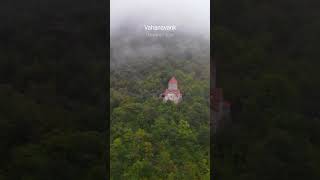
[110, 0, 210, 66]
[111, 0, 210, 36]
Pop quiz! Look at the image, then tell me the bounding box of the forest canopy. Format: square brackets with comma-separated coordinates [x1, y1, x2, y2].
[0, 0, 319, 179]
[110, 56, 210, 179]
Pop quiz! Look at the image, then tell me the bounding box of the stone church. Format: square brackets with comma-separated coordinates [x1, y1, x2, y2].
[160, 76, 182, 104]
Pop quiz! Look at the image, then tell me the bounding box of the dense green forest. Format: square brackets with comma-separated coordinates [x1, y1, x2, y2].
[110, 58, 210, 179]
[213, 0, 320, 179]
[0, 0, 319, 179]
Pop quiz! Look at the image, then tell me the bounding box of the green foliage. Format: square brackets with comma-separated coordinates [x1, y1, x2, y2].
[110, 59, 210, 179]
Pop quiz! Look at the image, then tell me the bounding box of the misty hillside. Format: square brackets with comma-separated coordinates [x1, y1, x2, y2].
[0, 0, 319, 179]
[111, 29, 209, 67]
[110, 54, 210, 180]
[110, 1, 211, 177]
[110, 0, 210, 68]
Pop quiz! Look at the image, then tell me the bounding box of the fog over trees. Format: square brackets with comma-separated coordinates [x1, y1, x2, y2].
[110, 0, 211, 179]
[0, 0, 319, 179]
[111, 0, 210, 67]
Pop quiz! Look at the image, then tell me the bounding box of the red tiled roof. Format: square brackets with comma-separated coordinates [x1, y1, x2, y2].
[169, 76, 177, 84]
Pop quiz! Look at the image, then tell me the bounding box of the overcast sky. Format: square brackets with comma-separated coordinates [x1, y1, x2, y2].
[111, 0, 210, 35]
